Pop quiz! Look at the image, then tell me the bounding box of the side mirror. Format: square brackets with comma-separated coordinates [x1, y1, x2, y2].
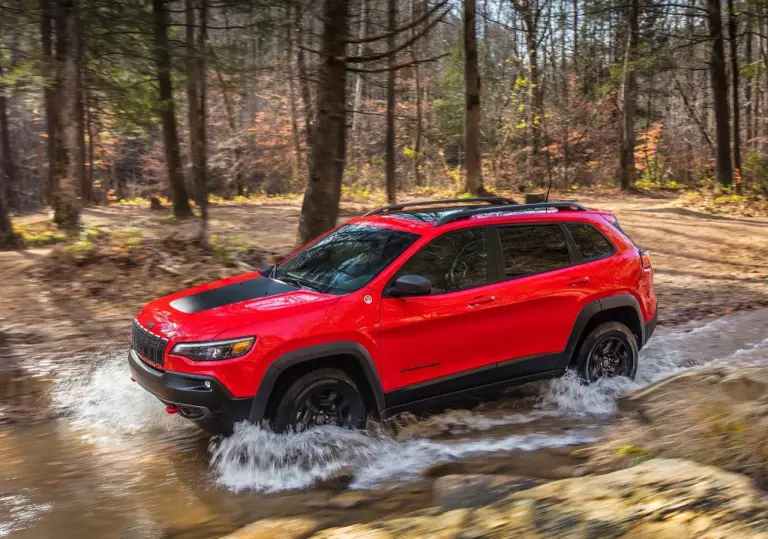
[387, 275, 432, 298]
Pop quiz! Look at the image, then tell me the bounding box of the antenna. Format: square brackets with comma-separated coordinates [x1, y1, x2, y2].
[545, 174, 553, 203]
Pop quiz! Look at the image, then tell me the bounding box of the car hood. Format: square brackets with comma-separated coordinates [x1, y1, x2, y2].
[137, 272, 337, 342]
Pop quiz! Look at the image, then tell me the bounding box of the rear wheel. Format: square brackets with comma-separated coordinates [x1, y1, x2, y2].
[271, 368, 368, 433]
[574, 321, 638, 382]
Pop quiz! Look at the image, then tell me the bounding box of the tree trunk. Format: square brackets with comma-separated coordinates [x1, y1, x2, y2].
[75, 5, 88, 204]
[296, 7, 314, 146]
[298, 0, 349, 244]
[287, 1, 303, 184]
[213, 65, 243, 198]
[385, 0, 397, 204]
[0, 65, 17, 245]
[745, 22, 753, 149]
[411, 0, 424, 187]
[196, 0, 209, 241]
[706, 0, 733, 187]
[0, 66, 18, 210]
[619, 0, 638, 190]
[52, 0, 80, 231]
[185, 0, 207, 217]
[153, 0, 193, 218]
[518, 6, 543, 170]
[86, 87, 94, 200]
[463, 0, 484, 195]
[351, 0, 367, 169]
[727, 0, 741, 190]
[41, 0, 56, 206]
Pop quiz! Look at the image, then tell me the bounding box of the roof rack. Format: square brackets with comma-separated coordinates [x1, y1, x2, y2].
[434, 201, 589, 226]
[362, 197, 517, 217]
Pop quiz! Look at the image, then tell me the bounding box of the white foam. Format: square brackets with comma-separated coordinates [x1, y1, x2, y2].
[210, 423, 596, 492]
[0, 493, 52, 537]
[51, 351, 187, 434]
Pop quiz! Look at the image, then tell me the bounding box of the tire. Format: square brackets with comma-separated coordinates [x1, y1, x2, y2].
[573, 321, 639, 383]
[270, 368, 368, 433]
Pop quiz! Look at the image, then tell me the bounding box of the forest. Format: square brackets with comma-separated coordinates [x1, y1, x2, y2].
[0, 0, 767, 246]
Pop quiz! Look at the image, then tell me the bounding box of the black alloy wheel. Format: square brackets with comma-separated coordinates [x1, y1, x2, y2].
[574, 321, 639, 382]
[272, 368, 368, 432]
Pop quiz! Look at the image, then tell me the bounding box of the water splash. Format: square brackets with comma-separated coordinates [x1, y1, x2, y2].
[209, 423, 596, 492]
[50, 349, 187, 434]
[0, 493, 52, 537]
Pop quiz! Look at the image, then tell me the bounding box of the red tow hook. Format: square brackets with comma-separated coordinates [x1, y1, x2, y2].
[165, 405, 181, 415]
[130, 376, 136, 382]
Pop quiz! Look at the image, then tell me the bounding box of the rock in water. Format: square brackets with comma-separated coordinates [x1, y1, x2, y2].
[310, 459, 768, 538]
[433, 474, 542, 510]
[221, 518, 319, 539]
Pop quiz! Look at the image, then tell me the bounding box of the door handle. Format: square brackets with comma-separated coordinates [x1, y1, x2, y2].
[469, 295, 496, 307]
[569, 276, 590, 286]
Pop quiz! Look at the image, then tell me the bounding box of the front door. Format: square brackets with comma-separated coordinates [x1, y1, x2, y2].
[378, 227, 504, 396]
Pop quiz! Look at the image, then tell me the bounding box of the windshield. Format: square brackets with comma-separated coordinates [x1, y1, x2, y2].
[266, 224, 419, 295]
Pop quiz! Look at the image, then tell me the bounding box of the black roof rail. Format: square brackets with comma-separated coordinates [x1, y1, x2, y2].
[434, 201, 589, 226]
[362, 197, 517, 217]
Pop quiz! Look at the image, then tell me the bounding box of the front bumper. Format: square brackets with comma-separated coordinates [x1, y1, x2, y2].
[128, 349, 253, 423]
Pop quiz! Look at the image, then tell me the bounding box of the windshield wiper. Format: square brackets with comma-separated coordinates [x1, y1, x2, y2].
[279, 273, 325, 293]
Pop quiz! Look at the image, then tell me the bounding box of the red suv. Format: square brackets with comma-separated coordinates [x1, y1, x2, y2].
[129, 198, 657, 434]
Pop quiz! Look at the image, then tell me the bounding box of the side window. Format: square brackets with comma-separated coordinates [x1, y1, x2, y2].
[498, 225, 570, 278]
[567, 224, 614, 260]
[394, 228, 488, 294]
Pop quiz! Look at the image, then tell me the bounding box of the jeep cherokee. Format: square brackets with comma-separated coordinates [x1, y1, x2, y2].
[128, 198, 657, 434]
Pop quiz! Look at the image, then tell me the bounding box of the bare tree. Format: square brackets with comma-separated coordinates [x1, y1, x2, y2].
[298, 0, 349, 244]
[386, 0, 397, 203]
[706, 0, 733, 187]
[52, 0, 80, 230]
[727, 0, 741, 188]
[152, 0, 194, 218]
[463, 0, 484, 194]
[619, 0, 638, 190]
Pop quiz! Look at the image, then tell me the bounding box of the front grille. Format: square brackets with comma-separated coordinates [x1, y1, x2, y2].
[132, 320, 169, 367]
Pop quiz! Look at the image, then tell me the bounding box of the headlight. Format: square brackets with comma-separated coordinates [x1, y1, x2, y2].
[171, 337, 255, 361]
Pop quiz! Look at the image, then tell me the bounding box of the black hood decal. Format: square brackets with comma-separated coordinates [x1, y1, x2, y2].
[170, 277, 297, 314]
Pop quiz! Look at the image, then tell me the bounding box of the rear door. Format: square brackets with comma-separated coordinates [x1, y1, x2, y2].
[493, 224, 590, 371]
[378, 227, 504, 394]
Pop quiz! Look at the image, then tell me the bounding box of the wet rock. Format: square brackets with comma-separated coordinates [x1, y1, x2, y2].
[420, 460, 470, 479]
[300, 459, 768, 538]
[720, 370, 768, 401]
[433, 474, 542, 510]
[593, 366, 768, 486]
[313, 467, 354, 491]
[326, 491, 378, 509]
[221, 517, 319, 539]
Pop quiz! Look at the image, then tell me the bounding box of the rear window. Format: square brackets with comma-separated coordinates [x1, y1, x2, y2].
[566, 224, 615, 260]
[497, 225, 570, 278]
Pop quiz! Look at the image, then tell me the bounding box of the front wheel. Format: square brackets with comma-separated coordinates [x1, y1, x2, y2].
[270, 368, 368, 433]
[573, 321, 639, 383]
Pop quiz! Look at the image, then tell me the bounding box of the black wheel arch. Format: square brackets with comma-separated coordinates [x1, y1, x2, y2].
[564, 294, 646, 368]
[248, 341, 385, 425]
